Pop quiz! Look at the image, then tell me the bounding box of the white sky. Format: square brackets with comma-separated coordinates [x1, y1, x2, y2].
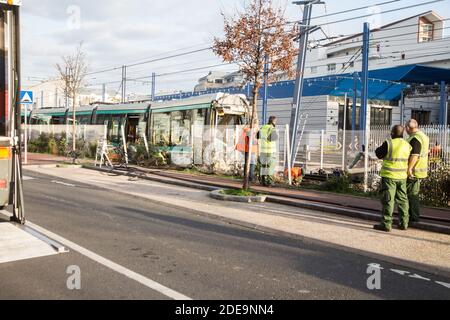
[21, 0, 450, 95]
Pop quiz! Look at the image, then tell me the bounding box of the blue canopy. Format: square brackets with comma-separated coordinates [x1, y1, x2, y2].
[155, 65, 450, 102]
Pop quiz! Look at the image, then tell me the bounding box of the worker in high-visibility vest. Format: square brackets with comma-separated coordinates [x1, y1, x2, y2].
[236, 123, 258, 182]
[405, 119, 430, 223]
[374, 125, 412, 232]
[257, 116, 278, 187]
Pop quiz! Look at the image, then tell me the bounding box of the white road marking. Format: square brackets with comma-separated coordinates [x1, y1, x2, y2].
[0, 210, 192, 300]
[51, 180, 76, 187]
[435, 281, 450, 289]
[408, 274, 431, 281]
[390, 269, 410, 276]
[23, 176, 34, 181]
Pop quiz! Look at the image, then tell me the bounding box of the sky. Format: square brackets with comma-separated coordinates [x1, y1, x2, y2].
[21, 0, 450, 95]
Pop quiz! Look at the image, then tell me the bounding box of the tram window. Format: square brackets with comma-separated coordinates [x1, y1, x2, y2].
[152, 112, 171, 146]
[171, 110, 191, 146]
[110, 118, 120, 141]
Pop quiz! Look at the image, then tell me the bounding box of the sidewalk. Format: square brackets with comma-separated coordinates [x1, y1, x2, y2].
[24, 153, 70, 166]
[24, 166, 450, 278]
[129, 166, 450, 224]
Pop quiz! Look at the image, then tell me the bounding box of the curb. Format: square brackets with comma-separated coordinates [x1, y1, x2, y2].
[210, 189, 267, 203]
[83, 165, 450, 236]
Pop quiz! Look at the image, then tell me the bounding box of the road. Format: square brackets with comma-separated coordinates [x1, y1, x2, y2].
[0, 169, 449, 300]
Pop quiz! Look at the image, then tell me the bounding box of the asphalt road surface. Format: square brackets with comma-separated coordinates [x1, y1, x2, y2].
[0, 170, 449, 300]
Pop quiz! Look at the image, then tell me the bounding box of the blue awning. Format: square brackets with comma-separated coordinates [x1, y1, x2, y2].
[154, 65, 450, 102]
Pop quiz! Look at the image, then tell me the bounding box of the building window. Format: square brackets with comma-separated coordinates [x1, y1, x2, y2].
[343, 61, 354, 69]
[327, 63, 336, 73]
[418, 21, 434, 42]
[310, 66, 318, 74]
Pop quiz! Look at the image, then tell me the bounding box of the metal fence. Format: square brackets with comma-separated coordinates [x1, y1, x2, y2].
[159, 125, 292, 178]
[21, 124, 107, 144]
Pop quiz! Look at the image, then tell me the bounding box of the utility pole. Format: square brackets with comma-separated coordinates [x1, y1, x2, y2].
[121, 65, 127, 103]
[102, 83, 106, 102]
[262, 55, 269, 124]
[65, 66, 69, 108]
[352, 72, 358, 151]
[361, 22, 371, 192]
[289, 0, 323, 167]
[440, 81, 447, 125]
[151, 72, 156, 101]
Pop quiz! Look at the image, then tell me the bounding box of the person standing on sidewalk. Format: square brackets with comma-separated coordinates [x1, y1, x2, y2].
[258, 116, 278, 187]
[236, 121, 259, 182]
[373, 125, 412, 232]
[405, 119, 430, 223]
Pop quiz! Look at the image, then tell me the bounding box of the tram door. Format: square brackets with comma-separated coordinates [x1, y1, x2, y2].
[0, 2, 23, 223]
[126, 115, 140, 143]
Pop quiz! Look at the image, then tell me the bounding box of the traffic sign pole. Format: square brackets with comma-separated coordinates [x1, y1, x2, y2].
[24, 103, 27, 164]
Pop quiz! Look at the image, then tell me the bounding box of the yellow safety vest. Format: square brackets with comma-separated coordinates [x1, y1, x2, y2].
[259, 125, 276, 154]
[380, 138, 412, 180]
[407, 131, 430, 179]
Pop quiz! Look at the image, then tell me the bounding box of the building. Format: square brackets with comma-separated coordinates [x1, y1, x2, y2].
[184, 11, 450, 131]
[194, 71, 245, 92]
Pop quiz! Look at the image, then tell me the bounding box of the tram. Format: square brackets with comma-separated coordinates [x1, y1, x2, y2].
[0, 0, 24, 223]
[29, 93, 250, 146]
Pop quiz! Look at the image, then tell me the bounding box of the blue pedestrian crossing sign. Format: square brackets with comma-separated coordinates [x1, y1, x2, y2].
[20, 91, 33, 104]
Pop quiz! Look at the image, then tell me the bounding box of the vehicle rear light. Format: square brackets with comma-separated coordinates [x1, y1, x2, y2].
[0, 147, 11, 160]
[0, 179, 7, 189]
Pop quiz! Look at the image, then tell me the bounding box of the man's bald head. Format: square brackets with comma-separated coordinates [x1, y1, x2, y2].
[406, 119, 419, 135]
[391, 125, 405, 139]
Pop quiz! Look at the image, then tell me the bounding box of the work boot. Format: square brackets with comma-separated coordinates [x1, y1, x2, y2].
[397, 224, 408, 231]
[373, 224, 391, 232]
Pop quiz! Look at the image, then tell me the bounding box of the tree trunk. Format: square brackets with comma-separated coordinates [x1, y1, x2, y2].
[243, 84, 260, 190]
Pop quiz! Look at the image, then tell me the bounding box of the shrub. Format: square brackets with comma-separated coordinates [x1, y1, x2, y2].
[321, 175, 353, 193]
[421, 163, 450, 208]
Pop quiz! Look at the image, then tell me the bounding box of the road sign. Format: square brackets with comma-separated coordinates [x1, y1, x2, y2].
[20, 91, 33, 104]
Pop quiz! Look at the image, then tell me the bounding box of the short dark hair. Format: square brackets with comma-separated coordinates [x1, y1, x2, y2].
[268, 116, 277, 124]
[391, 125, 404, 138]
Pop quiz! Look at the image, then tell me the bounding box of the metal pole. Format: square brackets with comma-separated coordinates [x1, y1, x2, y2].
[151, 72, 156, 101]
[320, 129, 324, 170]
[400, 89, 405, 125]
[361, 22, 371, 192]
[352, 72, 357, 151]
[342, 94, 348, 170]
[440, 81, 447, 125]
[286, 124, 292, 185]
[289, 0, 322, 166]
[24, 104, 27, 164]
[262, 55, 269, 124]
[102, 83, 106, 102]
[121, 65, 127, 103]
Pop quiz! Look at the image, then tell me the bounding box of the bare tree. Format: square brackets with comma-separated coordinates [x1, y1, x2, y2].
[213, 0, 297, 190]
[56, 43, 88, 159]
